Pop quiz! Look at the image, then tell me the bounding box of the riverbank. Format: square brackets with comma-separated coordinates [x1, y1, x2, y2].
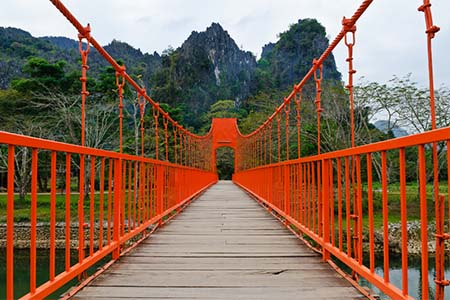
[363, 220, 449, 255]
[0, 222, 111, 248]
[1, 220, 448, 253]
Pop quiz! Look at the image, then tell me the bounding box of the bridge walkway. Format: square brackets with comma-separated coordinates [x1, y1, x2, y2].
[72, 181, 365, 300]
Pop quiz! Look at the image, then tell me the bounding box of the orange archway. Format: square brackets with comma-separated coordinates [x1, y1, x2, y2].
[210, 118, 239, 173]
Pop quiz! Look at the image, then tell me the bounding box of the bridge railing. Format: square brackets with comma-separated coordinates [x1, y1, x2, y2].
[0, 131, 217, 299]
[233, 0, 446, 299]
[0, 0, 219, 298]
[234, 126, 450, 300]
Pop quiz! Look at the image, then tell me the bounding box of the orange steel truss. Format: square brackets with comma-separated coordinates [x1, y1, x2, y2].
[1, 0, 447, 299]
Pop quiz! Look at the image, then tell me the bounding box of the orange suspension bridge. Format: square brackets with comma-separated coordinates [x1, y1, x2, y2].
[0, 0, 447, 299]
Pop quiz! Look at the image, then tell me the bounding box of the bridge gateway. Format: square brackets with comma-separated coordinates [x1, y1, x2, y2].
[210, 118, 239, 173]
[1, 0, 448, 299]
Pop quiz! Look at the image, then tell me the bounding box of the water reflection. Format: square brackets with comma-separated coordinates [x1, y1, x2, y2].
[0, 248, 108, 299]
[357, 254, 450, 300]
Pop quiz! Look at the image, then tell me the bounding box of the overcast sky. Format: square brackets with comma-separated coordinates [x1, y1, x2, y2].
[1, 0, 449, 87]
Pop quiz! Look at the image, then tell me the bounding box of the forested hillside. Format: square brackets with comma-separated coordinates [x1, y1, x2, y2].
[0, 19, 341, 131]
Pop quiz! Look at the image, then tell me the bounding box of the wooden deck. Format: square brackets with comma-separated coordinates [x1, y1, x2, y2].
[72, 181, 365, 300]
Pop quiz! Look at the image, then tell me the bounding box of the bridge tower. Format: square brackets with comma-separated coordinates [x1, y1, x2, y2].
[210, 118, 239, 173]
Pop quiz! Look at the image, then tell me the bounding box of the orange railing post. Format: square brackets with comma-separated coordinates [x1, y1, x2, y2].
[322, 159, 330, 261]
[7, 145, 15, 300]
[112, 158, 122, 260]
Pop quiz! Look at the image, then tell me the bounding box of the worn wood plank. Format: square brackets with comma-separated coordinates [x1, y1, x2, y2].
[72, 287, 365, 300]
[72, 181, 365, 300]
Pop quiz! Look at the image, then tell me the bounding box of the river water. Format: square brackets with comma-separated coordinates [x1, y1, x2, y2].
[1, 249, 450, 299]
[340, 253, 450, 299]
[0, 248, 109, 299]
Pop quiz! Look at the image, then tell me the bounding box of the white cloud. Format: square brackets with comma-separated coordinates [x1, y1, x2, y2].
[0, 0, 449, 86]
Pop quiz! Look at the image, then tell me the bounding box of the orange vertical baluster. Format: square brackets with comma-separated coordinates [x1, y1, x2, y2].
[329, 159, 335, 247]
[418, 145, 429, 299]
[78, 154, 85, 264]
[352, 156, 359, 268]
[112, 158, 122, 260]
[107, 159, 113, 245]
[356, 155, 362, 266]
[89, 156, 95, 257]
[133, 161, 137, 230]
[121, 160, 126, 237]
[381, 151, 389, 283]
[337, 158, 343, 252]
[157, 165, 164, 224]
[307, 162, 311, 229]
[317, 161, 322, 238]
[128, 161, 132, 233]
[322, 159, 330, 261]
[284, 164, 290, 218]
[138, 162, 143, 226]
[50, 151, 57, 281]
[7, 145, 14, 300]
[30, 149, 38, 293]
[366, 153, 374, 273]
[299, 163, 303, 225]
[399, 148, 408, 295]
[312, 161, 316, 234]
[99, 158, 105, 250]
[65, 154, 71, 271]
[345, 157, 351, 257]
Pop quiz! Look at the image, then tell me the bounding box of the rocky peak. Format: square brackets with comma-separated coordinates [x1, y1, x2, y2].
[181, 23, 256, 87]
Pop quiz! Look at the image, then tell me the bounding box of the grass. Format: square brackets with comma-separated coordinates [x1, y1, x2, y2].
[363, 182, 445, 229]
[0, 191, 157, 223]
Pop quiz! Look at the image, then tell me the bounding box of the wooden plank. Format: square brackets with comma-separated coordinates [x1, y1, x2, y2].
[72, 287, 364, 300]
[72, 181, 364, 300]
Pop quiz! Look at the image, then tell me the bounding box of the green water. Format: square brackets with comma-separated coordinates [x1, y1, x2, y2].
[336, 254, 450, 300]
[0, 248, 109, 299]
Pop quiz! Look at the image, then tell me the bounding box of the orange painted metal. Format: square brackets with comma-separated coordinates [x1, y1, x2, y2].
[399, 148, 408, 295]
[65, 154, 71, 271]
[78, 26, 90, 147]
[418, 145, 429, 299]
[116, 68, 125, 153]
[50, 151, 57, 281]
[231, 0, 446, 299]
[344, 19, 357, 148]
[7, 145, 14, 300]
[30, 149, 38, 293]
[1, 131, 217, 300]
